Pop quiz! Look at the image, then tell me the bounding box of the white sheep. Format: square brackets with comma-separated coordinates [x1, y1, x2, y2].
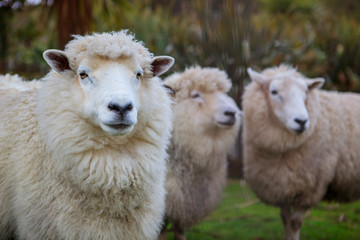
[161, 66, 242, 240]
[0, 74, 42, 92]
[243, 65, 360, 240]
[0, 31, 175, 240]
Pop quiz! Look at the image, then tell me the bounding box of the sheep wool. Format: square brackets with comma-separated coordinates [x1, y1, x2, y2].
[162, 66, 242, 240]
[0, 74, 42, 92]
[243, 65, 360, 240]
[0, 31, 174, 240]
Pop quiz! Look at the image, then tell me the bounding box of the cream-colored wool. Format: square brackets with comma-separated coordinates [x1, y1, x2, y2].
[0, 74, 42, 92]
[0, 31, 174, 240]
[162, 66, 242, 240]
[243, 65, 360, 240]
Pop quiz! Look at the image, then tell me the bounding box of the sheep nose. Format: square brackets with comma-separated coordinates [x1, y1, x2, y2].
[108, 102, 133, 114]
[294, 118, 307, 127]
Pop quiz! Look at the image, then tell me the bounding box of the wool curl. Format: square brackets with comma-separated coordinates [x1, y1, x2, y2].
[65, 30, 154, 76]
[164, 66, 232, 99]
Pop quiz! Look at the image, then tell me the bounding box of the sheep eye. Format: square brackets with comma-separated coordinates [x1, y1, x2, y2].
[271, 90, 278, 95]
[136, 72, 142, 80]
[79, 72, 88, 79]
[191, 93, 200, 98]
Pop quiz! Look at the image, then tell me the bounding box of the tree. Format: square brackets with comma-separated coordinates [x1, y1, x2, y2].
[55, 0, 92, 49]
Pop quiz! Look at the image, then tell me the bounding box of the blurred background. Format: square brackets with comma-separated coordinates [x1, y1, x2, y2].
[1, 1, 360, 239]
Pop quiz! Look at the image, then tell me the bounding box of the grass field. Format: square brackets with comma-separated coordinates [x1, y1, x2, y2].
[166, 179, 360, 240]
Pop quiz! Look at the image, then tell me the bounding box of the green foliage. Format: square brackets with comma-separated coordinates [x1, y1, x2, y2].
[173, 0, 254, 103]
[261, 0, 317, 17]
[99, 0, 195, 74]
[92, 0, 131, 32]
[314, 16, 360, 91]
[165, 180, 360, 240]
[2, 3, 56, 78]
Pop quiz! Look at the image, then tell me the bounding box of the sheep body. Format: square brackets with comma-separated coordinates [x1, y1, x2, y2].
[243, 65, 360, 240]
[0, 74, 41, 92]
[0, 31, 174, 240]
[163, 66, 241, 240]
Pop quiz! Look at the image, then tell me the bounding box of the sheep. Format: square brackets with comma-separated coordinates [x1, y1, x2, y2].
[243, 65, 360, 240]
[0, 30, 175, 240]
[161, 66, 242, 240]
[0, 74, 42, 92]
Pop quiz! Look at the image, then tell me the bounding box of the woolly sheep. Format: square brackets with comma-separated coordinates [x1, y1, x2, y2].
[0, 31, 175, 240]
[243, 65, 360, 240]
[161, 66, 242, 240]
[0, 74, 42, 92]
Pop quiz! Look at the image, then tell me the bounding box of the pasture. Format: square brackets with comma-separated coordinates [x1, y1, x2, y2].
[165, 179, 360, 240]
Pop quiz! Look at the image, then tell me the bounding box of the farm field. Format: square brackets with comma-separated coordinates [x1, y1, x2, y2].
[166, 179, 360, 240]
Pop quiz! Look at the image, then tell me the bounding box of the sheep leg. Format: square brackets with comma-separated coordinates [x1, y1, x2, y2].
[173, 223, 186, 240]
[281, 206, 292, 240]
[281, 206, 306, 240]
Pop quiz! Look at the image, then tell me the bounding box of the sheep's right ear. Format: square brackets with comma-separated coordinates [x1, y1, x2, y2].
[163, 84, 175, 97]
[43, 50, 72, 74]
[247, 68, 267, 85]
[306, 77, 325, 90]
[151, 56, 175, 77]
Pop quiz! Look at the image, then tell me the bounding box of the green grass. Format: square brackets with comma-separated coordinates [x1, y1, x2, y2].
[166, 180, 360, 240]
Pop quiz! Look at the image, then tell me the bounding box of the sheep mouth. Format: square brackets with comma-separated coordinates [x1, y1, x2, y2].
[291, 126, 307, 134]
[216, 119, 236, 128]
[104, 123, 132, 130]
[293, 128, 306, 134]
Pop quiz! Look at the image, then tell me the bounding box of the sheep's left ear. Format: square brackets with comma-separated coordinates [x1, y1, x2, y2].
[151, 56, 175, 77]
[306, 77, 325, 90]
[43, 49, 72, 74]
[247, 68, 267, 85]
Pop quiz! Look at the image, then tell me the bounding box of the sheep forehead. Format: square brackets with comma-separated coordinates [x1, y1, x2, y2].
[79, 55, 140, 73]
[203, 90, 225, 101]
[269, 76, 308, 96]
[197, 91, 236, 112]
[170, 67, 232, 93]
[65, 31, 152, 71]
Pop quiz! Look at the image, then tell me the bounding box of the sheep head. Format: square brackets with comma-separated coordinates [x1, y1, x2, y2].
[165, 66, 241, 134]
[247, 66, 324, 134]
[43, 47, 174, 136]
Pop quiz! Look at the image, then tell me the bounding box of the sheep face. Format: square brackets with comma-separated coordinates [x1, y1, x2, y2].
[182, 89, 241, 132]
[77, 56, 142, 136]
[247, 68, 324, 134]
[43, 49, 174, 136]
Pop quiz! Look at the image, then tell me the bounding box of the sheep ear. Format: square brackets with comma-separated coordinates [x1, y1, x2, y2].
[151, 56, 175, 77]
[162, 84, 175, 97]
[247, 68, 267, 85]
[306, 77, 324, 90]
[43, 50, 72, 74]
